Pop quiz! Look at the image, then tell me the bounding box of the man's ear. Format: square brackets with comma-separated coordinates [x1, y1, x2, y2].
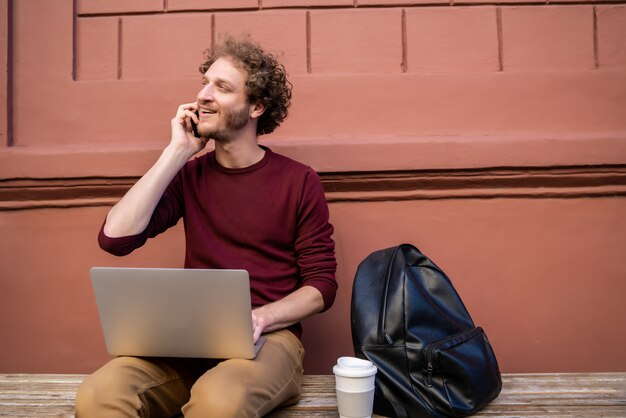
[250, 102, 266, 120]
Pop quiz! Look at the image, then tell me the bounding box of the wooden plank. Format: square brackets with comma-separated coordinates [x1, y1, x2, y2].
[0, 374, 82, 417]
[0, 373, 624, 417]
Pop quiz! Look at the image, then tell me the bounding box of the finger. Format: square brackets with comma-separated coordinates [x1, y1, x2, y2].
[183, 117, 193, 133]
[181, 109, 199, 125]
[251, 312, 261, 343]
[174, 108, 200, 136]
[175, 103, 199, 121]
[253, 325, 262, 343]
[178, 102, 198, 112]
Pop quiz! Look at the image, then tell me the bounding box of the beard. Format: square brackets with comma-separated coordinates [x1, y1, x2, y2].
[198, 103, 251, 143]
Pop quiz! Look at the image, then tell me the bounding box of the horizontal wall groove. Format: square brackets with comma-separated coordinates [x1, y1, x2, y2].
[2, 165, 625, 210]
[77, 8, 258, 18]
[76, 2, 626, 18]
[323, 165, 626, 201]
[325, 186, 626, 202]
[323, 165, 626, 192]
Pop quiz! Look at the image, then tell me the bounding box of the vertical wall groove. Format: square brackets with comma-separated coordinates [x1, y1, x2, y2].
[71, 0, 77, 81]
[306, 11, 311, 74]
[117, 18, 122, 80]
[211, 14, 215, 51]
[6, 0, 13, 147]
[496, 7, 503, 72]
[593, 6, 599, 69]
[401, 9, 407, 73]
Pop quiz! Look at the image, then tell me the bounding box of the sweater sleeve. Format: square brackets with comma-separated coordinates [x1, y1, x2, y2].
[295, 169, 338, 311]
[98, 172, 185, 256]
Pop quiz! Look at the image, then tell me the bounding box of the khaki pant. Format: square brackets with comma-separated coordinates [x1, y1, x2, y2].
[75, 329, 304, 418]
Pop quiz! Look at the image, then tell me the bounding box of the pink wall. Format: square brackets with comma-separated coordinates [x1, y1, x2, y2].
[1, 0, 625, 374]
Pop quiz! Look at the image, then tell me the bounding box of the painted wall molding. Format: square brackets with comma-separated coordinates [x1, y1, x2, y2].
[2, 164, 625, 210]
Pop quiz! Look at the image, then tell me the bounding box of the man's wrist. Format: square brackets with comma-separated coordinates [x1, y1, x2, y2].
[162, 142, 197, 165]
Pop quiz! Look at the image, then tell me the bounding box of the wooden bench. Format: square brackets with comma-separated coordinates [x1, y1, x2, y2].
[1, 373, 624, 417]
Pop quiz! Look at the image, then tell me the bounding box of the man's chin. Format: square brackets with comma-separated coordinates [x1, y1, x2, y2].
[199, 128, 231, 143]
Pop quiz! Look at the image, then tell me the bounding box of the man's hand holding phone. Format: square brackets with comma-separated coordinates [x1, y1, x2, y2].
[171, 102, 208, 157]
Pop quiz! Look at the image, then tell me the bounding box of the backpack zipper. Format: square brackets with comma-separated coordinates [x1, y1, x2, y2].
[425, 327, 483, 387]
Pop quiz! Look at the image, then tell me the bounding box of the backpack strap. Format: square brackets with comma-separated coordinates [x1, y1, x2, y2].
[378, 245, 403, 344]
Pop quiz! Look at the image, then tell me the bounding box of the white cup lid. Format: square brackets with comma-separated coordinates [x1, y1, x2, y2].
[333, 356, 377, 378]
[338, 357, 372, 368]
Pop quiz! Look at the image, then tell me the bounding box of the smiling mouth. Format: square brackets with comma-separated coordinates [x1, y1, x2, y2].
[199, 108, 218, 117]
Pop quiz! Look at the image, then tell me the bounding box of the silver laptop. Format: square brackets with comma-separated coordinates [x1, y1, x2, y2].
[90, 267, 265, 359]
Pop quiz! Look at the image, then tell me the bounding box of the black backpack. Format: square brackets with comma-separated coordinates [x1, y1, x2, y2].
[351, 243, 502, 418]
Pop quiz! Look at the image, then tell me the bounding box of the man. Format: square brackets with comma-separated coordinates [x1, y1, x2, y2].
[75, 36, 337, 417]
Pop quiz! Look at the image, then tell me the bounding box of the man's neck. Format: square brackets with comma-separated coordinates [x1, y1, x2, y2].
[214, 130, 265, 169]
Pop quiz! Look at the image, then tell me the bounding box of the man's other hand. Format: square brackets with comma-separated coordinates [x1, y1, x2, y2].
[251, 311, 268, 343]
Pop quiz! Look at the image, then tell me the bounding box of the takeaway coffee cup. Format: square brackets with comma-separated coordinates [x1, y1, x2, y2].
[333, 357, 377, 418]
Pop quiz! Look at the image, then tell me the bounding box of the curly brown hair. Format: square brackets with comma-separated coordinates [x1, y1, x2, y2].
[199, 35, 292, 136]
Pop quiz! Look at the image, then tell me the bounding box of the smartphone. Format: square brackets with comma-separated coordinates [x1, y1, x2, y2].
[191, 110, 200, 138]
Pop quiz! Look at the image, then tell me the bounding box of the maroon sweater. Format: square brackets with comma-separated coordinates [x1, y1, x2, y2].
[98, 147, 337, 338]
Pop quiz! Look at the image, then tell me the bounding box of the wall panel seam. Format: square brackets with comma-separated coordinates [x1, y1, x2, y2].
[73, 3, 626, 18]
[497, 6, 503, 72]
[306, 11, 311, 74]
[72, 0, 77, 81]
[5, 0, 13, 147]
[593, 5, 599, 69]
[117, 18, 122, 80]
[401, 8, 407, 73]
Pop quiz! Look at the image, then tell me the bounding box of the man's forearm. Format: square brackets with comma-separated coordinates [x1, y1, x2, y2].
[103, 144, 194, 238]
[251, 286, 324, 342]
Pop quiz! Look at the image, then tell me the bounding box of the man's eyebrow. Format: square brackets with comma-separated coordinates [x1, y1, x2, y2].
[202, 74, 236, 88]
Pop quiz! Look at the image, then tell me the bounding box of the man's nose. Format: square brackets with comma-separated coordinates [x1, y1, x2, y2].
[197, 84, 214, 101]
